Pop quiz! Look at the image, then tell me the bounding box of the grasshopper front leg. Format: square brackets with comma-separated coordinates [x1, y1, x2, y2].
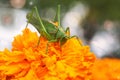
[36, 36, 41, 47]
[25, 22, 29, 28]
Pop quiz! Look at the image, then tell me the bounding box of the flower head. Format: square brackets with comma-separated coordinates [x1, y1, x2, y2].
[91, 58, 120, 80]
[0, 28, 95, 80]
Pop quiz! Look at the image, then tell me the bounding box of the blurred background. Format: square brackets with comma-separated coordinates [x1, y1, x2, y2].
[0, 0, 119, 58]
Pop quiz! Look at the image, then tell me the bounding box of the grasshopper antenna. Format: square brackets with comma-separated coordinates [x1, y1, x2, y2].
[34, 6, 48, 35]
[54, 5, 61, 27]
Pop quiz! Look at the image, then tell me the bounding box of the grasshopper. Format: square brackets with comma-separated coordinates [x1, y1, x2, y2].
[26, 5, 82, 53]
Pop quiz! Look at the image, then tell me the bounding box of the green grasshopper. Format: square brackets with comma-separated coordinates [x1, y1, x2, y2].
[26, 5, 82, 53]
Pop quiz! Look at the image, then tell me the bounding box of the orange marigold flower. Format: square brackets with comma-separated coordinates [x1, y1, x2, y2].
[12, 28, 39, 51]
[0, 28, 96, 80]
[91, 58, 120, 80]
